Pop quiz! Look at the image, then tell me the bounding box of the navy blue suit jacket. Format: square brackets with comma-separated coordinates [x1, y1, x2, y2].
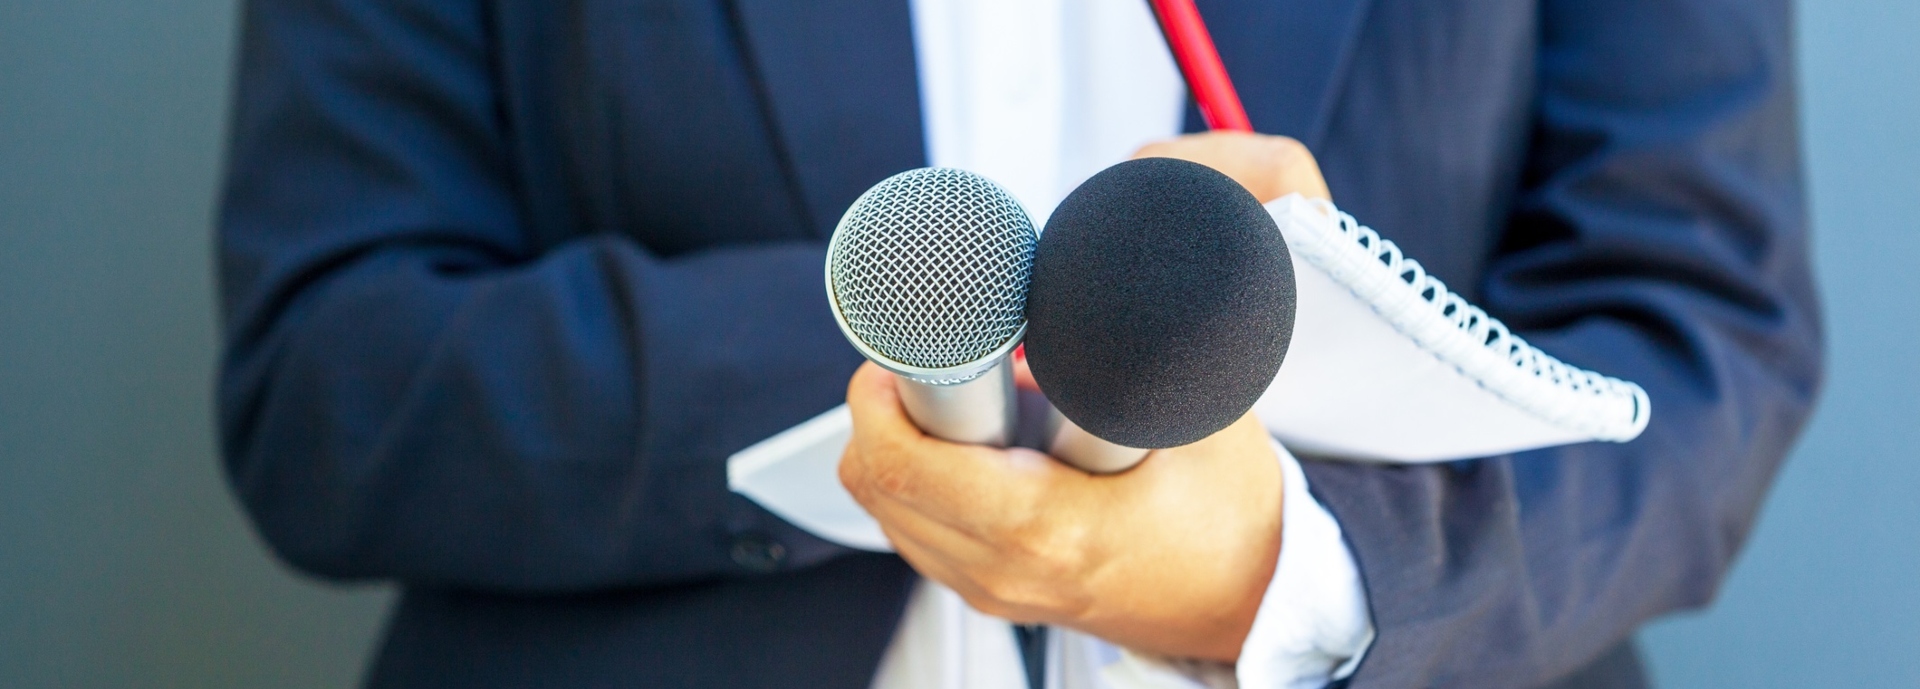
[216, 0, 1820, 686]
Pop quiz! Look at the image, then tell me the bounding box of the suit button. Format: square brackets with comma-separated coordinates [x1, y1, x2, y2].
[730, 533, 787, 572]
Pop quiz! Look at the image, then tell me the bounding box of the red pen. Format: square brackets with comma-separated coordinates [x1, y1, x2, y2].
[1146, 0, 1253, 132]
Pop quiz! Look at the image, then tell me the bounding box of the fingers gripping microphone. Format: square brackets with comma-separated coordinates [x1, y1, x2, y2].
[1026, 157, 1296, 472]
[827, 168, 1038, 446]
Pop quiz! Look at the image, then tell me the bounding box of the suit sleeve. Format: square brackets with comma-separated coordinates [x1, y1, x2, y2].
[1303, 0, 1822, 685]
[216, 0, 861, 593]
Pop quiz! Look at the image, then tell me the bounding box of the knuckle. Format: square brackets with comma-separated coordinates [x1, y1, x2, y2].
[836, 452, 871, 500]
[848, 434, 918, 500]
[974, 575, 1081, 624]
[1009, 518, 1089, 573]
[1269, 136, 1317, 166]
[975, 578, 1041, 617]
[962, 593, 1018, 621]
[869, 458, 914, 498]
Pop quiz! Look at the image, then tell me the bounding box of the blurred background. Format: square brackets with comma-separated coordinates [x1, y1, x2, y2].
[1, 1, 1913, 686]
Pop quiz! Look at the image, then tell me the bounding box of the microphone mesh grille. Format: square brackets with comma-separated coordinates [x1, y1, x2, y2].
[828, 168, 1035, 371]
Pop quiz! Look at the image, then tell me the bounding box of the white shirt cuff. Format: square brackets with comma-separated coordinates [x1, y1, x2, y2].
[1233, 439, 1375, 688]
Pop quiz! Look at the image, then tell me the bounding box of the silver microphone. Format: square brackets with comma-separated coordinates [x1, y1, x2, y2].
[825, 168, 1036, 447]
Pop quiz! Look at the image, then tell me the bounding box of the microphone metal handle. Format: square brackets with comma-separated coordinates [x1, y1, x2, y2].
[1045, 408, 1151, 474]
[897, 356, 1017, 447]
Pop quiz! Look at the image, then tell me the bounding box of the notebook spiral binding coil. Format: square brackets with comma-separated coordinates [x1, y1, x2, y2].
[1275, 196, 1651, 443]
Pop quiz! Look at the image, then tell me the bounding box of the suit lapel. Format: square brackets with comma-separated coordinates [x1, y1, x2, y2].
[727, 0, 926, 237]
[1190, 0, 1374, 147]
[726, 0, 1373, 231]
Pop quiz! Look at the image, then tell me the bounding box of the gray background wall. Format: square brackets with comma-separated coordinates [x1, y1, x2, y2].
[1638, 1, 1920, 684]
[1, 2, 391, 687]
[0, 1, 1912, 686]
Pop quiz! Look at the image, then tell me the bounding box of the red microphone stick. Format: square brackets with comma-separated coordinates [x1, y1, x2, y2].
[1146, 0, 1253, 132]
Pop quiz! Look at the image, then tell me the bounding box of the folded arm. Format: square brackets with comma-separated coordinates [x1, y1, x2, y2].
[1307, 0, 1821, 685]
[218, 0, 858, 593]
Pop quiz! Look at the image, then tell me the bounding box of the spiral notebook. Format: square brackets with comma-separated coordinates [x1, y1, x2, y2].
[1253, 195, 1648, 460]
[729, 195, 1650, 551]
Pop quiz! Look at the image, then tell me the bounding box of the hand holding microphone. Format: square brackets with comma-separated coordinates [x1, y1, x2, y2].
[841, 362, 1283, 662]
[836, 132, 1327, 661]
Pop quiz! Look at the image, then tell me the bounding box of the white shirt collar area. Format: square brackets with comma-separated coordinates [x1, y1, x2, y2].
[909, 0, 1185, 228]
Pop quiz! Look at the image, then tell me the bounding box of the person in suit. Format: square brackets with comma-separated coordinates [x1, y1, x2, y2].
[215, 0, 1820, 687]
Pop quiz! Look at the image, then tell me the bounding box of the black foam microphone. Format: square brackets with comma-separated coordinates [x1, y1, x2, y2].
[1025, 157, 1296, 472]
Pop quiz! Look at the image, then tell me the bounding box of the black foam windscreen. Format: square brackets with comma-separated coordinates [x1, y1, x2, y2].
[1025, 157, 1295, 449]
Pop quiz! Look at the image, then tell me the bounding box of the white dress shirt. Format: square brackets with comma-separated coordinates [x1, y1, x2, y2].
[868, 1, 1376, 687]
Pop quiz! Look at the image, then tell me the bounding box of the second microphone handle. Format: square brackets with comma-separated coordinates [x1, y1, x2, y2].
[1046, 409, 1151, 474]
[896, 358, 1151, 473]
